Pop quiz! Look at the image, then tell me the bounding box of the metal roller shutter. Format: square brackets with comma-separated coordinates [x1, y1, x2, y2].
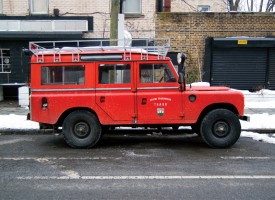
[211, 48, 267, 90]
[268, 48, 275, 90]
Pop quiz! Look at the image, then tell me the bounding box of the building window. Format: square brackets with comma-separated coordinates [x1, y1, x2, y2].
[99, 64, 131, 84]
[41, 66, 85, 85]
[0, 49, 11, 73]
[30, 0, 49, 15]
[198, 5, 210, 12]
[156, 0, 171, 12]
[122, 0, 141, 15]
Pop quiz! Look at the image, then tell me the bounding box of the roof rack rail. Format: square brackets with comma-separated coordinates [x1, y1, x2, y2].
[29, 38, 170, 63]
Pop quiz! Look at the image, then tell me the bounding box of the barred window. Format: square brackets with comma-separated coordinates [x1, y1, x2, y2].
[0, 49, 11, 73]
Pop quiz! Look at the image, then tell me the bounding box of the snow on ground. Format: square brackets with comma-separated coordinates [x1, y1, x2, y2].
[241, 113, 275, 130]
[241, 132, 275, 144]
[0, 88, 274, 144]
[0, 114, 39, 130]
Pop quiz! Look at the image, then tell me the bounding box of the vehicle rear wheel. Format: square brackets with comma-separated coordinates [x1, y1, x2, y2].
[63, 110, 101, 148]
[200, 109, 241, 148]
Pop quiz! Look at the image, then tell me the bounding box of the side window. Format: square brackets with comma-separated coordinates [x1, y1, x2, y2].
[140, 63, 176, 83]
[99, 64, 131, 84]
[41, 66, 85, 85]
[30, 0, 49, 15]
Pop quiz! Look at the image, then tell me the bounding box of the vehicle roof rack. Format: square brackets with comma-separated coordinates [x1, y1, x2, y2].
[29, 38, 170, 63]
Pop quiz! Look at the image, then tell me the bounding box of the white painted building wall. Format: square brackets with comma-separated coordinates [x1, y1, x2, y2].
[0, 0, 226, 38]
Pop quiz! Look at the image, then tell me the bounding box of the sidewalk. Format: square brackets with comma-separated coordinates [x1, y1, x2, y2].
[0, 100, 28, 115]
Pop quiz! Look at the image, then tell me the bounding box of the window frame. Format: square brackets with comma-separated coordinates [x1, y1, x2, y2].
[197, 5, 210, 12]
[0, 49, 11, 74]
[41, 65, 85, 85]
[29, 0, 49, 15]
[139, 63, 176, 84]
[122, 0, 142, 16]
[98, 63, 131, 85]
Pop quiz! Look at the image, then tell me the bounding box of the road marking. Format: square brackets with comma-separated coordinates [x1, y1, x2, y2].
[0, 138, 33, 145]
[2, 156, 272, 161]
[221, 156, 273, 160]
[0, 156, 122, 161]
[16, 175, 275, 180]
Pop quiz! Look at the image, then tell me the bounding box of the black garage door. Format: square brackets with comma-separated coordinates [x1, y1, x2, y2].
[268, 48, 275, 90]
[211, 48, 267, 90]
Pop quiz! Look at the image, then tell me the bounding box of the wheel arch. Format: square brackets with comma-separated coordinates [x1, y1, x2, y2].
[196, 103, 239, 125]
[55, 107, 99, 127]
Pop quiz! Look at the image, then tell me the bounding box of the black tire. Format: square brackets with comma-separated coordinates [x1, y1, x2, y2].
[200, 109, 241, 148]
[63, 110, 101, 148]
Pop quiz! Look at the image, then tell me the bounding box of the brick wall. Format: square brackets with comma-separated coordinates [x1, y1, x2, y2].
[156, 12, 275, 82]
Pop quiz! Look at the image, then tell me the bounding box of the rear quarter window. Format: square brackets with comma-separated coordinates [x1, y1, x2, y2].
[41, 65, 85, 85]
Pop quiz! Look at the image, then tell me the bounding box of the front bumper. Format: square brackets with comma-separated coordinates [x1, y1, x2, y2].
[239, 115, 250, 122]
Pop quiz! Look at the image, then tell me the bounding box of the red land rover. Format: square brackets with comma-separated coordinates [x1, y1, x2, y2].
[27, 38, 249, 148]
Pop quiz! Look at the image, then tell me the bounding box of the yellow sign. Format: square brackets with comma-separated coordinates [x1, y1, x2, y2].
[238, 40, 248, 45]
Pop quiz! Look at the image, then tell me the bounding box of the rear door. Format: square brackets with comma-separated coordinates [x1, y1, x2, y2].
[136, 61, 184, 124]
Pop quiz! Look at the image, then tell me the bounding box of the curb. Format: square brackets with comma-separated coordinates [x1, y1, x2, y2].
[241, 129, 275, 134]
[0, 129, 58, 135]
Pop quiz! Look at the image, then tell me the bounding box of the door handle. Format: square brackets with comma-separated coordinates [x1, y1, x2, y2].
[100, 96, 105, 103]
[142, 98, 147, 105]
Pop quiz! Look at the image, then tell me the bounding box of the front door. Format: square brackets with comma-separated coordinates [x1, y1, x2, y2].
[136, 62, 184, 124]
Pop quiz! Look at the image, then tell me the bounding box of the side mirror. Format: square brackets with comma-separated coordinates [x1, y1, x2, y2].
[178, 72, 184, 84]
[177, 52, 187, 65]
[178, 72, 186, 91]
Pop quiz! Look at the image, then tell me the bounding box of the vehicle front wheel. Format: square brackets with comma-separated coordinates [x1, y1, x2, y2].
[200, 109, 241, 148]
[63, 110, 101, 148]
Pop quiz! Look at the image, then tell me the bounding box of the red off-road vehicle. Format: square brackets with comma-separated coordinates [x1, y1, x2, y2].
[27, 38, 248, 148]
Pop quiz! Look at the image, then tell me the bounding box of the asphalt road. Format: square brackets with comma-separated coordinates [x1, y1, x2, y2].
[1, 132, 275, 200]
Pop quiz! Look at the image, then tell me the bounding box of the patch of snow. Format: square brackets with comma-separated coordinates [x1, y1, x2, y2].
[245, 101, 275, 108]
[191, 82, 210, 86]
[239, 89, 275, 95]
[241, 132, 275, 144]
[241, 114, 275, 130]
[0, 114, 39, 130]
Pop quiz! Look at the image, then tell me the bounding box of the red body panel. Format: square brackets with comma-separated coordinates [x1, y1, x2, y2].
[29, 51, 245, 127]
